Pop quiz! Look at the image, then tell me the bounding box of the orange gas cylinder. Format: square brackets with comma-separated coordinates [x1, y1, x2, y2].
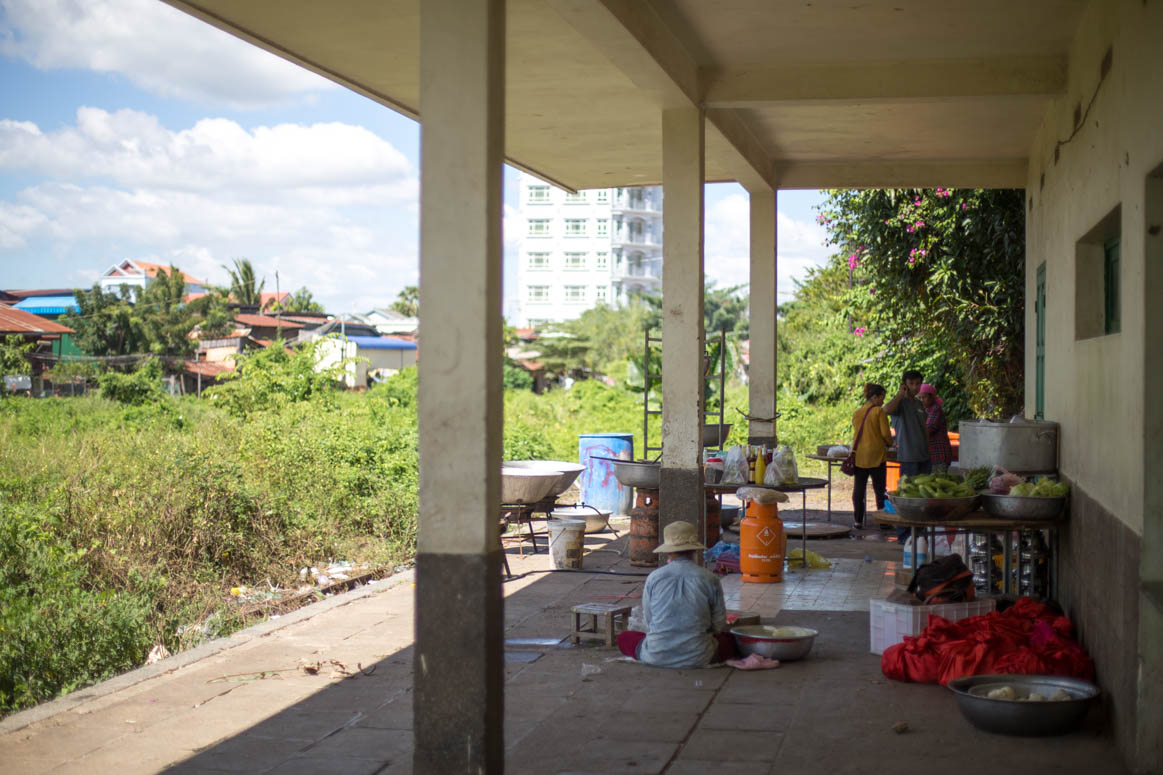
[739, 500, 785, 583]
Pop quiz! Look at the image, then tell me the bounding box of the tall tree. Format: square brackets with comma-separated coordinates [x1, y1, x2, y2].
[223, 258, 265, 307]
[389, 285, 419, 317]
[272, 287, 324, 314]
[816, 188, 1025, 418]
[62, 284, 144, 356]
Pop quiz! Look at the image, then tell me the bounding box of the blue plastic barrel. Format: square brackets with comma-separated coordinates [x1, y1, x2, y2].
[578, 433, 634, 516]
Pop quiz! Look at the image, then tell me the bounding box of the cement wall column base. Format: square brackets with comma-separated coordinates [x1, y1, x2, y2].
[414, 551, 503, 774]
[659, 467, 706, 545]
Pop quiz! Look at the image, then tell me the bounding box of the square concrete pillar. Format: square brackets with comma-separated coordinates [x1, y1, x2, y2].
[414, 1, 505, 773]
[748, 190, 778, 446]
[659, 107, 706, 542]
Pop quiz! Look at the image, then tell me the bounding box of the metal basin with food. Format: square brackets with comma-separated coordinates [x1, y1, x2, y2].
[980, 493, 1067, 521]
[594, 458, 661, 489]
[503, 460, 585, 497]
[550, 505, 612, 533]
[730, 625, 818, 661]
[500, 468, 559, 505]
[947, 675, 1099, 736]
[702, 423, 732, 448]
[887, 492, 980, 522]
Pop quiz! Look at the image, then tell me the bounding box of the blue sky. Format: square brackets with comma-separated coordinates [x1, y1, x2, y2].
[0, 0, 832, 316]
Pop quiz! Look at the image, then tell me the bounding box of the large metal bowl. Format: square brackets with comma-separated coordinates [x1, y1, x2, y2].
[595, 458, 660, 489]
[887, 492, 980, 522]
[503, 460, 585, 497]
[947, 674, 1099, 736]
[550, 505, 612, 533]
[500, 468, 559, 505]
[731, 625, 818, 661]
[702, 423, 732, 448]
[980, 493, 1067, 521]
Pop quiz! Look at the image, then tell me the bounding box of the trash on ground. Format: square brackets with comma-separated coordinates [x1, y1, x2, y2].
[787, 548, 831, 568]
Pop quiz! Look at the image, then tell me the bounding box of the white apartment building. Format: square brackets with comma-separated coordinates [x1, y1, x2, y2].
[513, 173, 662, 328]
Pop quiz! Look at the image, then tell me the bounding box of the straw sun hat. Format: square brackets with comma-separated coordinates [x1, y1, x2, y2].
[653, 521, 706, 554]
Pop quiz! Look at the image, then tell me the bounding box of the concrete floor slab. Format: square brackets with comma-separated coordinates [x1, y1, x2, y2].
[0, 518, 1130, 775]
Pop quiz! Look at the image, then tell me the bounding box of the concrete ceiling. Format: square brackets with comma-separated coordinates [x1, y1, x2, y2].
[163, 0, 1088, 190]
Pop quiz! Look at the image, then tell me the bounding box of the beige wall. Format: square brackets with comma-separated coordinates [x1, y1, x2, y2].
[1025, 0, 1163, 537]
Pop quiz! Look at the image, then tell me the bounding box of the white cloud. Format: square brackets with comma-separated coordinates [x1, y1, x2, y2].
[0, 110, 419, 311]
[703, 192, 832, 300]
[0, 0, 334, 108]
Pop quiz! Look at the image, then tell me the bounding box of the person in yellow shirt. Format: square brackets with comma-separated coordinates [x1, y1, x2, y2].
[851, 383, 894, 528]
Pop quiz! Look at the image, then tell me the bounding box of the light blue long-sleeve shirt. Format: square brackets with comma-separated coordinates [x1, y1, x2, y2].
[636, 557, 728, 668]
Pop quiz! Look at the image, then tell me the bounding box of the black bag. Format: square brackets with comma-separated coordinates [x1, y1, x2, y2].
[908, 553, 976, 604]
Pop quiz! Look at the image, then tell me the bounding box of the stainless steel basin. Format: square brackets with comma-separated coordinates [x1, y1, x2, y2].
[702, 423, 732, 448]
[503, 460, 585, 496]
[604, 459, 660, 489]
[500, 468, 559, 505]
[947, 674, 1098, 736]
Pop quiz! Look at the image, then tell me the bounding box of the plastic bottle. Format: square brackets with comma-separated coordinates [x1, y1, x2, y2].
[915, 537, 929, 568]
[753, 450, 767, 484]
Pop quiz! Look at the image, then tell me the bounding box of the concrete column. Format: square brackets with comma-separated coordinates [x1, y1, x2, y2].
[659, 107, 706, 541]
[414, 1, 504, 773]
[748, 190, 778, 445]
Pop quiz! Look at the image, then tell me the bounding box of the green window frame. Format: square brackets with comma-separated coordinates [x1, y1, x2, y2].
[1104, 237, 1121, 334]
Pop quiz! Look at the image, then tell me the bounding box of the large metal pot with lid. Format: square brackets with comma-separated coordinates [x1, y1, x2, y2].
[958, 418, 1058, 473]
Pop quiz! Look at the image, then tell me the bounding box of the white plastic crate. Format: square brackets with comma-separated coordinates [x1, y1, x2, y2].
[869, 598, 996, 655]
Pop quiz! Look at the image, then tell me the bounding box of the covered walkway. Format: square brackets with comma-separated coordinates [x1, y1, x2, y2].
[0, 525, 1124, 774]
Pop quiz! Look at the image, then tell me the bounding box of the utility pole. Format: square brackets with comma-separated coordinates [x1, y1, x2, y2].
[275, 270, 282, 340]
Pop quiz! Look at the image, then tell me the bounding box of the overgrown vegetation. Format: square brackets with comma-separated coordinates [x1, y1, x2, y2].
[0, 360, 419, 715]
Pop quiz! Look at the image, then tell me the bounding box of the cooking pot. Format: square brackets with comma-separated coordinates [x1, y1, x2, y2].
[958, 419, 1058, 473]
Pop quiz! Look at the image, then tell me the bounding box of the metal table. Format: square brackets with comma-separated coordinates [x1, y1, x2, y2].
[870, 511, 1064, 596]
[804, 454, 847, 522]
[707, 477, 828, 567]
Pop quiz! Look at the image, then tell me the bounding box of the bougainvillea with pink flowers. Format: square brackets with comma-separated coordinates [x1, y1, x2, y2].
[813, 188, 1026, 419]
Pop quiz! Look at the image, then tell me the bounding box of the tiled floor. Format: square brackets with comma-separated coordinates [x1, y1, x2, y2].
[722, 557, 899, 614]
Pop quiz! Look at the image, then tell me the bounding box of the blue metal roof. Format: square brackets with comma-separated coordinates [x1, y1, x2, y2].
[14, 295, 79, 315]
[348, 335, 417, 351]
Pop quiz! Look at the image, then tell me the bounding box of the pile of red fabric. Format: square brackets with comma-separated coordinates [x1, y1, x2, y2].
[881, 597, 1095, 686]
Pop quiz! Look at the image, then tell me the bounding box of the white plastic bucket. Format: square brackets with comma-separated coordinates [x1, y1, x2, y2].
[548, 518, 586, 570]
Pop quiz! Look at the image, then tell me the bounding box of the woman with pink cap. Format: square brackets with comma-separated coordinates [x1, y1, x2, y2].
[918, 384, 953, 473]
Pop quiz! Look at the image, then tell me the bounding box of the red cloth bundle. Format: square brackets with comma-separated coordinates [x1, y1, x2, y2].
[881, 597, 1094, 686]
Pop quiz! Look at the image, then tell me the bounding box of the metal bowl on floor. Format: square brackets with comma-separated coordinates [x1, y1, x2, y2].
[549, 505, 612, 533]
[980, 493, 1067, 521]
[503, 460, 585, 497]
[947, 675, 1099, 736]
[887, 492, 980, 522]
[730, 625, 818, 661]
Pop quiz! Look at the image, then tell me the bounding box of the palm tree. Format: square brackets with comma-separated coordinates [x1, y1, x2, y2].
[222, 258, 265, 307]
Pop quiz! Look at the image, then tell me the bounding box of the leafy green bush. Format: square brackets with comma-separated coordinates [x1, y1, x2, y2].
[98, 357, 165, 405]
[208, 337, 349, 417]
[0, 504, 158, 714]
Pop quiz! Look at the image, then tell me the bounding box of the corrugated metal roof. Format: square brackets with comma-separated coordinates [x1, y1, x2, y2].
[14, 295, 79, 315]
[0, 305, 75, 335]
[348, 335, 417, 351]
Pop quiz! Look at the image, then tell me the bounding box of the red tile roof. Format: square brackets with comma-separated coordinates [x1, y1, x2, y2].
[0, 305, 75, 335]
[106, 260, 203, 285]
[183, 360, 234, 377]
[233, 313, 303, 329]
